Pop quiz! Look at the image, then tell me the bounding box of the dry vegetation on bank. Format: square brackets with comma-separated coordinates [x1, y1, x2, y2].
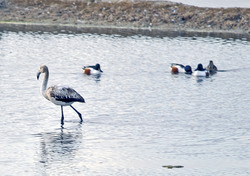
[0, 0, 249, 34]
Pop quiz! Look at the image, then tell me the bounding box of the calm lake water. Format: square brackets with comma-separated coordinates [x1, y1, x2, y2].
[0, 27, 249, 175]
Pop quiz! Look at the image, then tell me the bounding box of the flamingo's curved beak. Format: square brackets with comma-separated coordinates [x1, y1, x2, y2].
[37, 71, 41, 80]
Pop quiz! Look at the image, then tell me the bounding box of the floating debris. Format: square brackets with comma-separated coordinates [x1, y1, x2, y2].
[162, 165, 184, 169]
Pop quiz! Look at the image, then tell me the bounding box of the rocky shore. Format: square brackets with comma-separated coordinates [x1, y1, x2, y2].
[0, 0, 249, 35]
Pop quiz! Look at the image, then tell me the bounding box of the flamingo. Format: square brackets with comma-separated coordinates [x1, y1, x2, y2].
[37, 65, 85, 125]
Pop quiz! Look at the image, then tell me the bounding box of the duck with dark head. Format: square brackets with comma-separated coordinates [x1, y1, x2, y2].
[193, 63, 209, 77]
[82, 63, 103, 75]
[170, 63, 192, 74]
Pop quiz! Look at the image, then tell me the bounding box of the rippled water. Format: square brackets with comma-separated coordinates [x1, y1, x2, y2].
[0, 28, 249, 175]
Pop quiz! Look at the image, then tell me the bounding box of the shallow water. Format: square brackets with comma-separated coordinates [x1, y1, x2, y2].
[0, 29, 249, 175]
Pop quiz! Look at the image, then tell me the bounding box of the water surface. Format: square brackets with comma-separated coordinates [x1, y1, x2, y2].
[0, 29, 249, 175]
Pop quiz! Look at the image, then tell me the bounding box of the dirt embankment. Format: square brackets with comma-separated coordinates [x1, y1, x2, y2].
[0, 0, 249, 34]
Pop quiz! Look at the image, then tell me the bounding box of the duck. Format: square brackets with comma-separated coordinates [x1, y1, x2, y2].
[193, 63, 209, 77]
[170, 63, 192, 74]
[82, 63, 103, 75]
[206, 60, 217, 74]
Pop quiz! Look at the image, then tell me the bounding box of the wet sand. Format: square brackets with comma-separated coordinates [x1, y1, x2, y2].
[0, 0, 249, 36]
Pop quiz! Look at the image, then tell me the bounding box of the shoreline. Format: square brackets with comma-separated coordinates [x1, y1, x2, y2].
[1, 21, 249, 40]
[0, 0, 249, 38]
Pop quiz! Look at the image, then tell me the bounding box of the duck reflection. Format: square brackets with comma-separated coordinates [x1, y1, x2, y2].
[195, 77, 205, 83]
[39, 125, 83, 165]
[93, 73, 102, 82]
[83, 72, 102, 82]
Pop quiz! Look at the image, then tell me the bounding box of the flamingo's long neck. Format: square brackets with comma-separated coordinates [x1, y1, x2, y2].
[41, 69, 49, 99]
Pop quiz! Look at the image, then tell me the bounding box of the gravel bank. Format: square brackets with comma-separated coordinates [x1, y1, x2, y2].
[0, 0, 249, 35]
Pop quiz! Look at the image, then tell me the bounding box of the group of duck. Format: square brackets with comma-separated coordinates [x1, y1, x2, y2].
[170, 60, 218, 77]
[82, 61, 218, 77]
